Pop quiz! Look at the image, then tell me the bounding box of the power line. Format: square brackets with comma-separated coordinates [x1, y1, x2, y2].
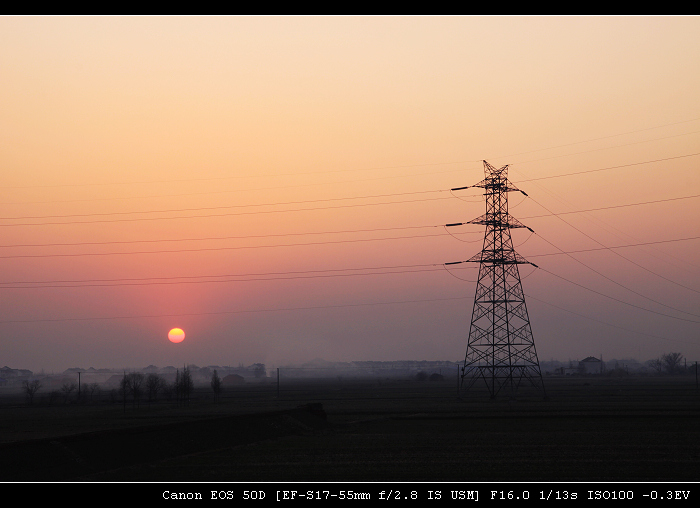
[0, 263, 444, 289]
[445, 181, 700, 324]
[510, 151, 700, 280]
[527, 234, 700, 263]
[0, 225, 437, 249]
[3, 161, 481, 190]
[1, 231, 696, 286]
[0, 190, 445, 221]
[6, 216, 698, 260]
[5, 168, 695, 229]
[465, 166, 700, 314]
[526, 189, 700, 301]
[0, 231, 449, 259]
[535, 265, 700, 324]
[4, 150, 697, 226]
[525, 292, 698, 347]
[0, 294, 472, 325]
[513, 152, 700, 183]
[527, 207, 700, 321]
[444, 191, 700, 232]
[444, 234, 700, 269]
[0, 262, 436, 285]
[520, 192, 700, 220]
[0, 195, 454, 227]
[4, 186, 698, 250]
[2, 180, 697, 248]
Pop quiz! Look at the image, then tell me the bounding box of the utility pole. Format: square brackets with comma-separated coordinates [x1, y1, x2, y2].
[447, 161, 546, 399]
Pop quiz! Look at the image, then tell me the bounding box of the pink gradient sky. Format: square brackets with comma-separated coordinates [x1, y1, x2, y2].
[1, 16, 699, 373]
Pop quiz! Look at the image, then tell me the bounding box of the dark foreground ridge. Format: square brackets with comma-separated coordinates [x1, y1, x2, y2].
[0, 403, 328, 481]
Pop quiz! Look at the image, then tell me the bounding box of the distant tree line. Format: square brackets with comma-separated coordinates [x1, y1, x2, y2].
[22, 379, 102, 405]
[646, 352, 688, 375]
[117, 367, 194, 409]
[21, 364, 230, 407]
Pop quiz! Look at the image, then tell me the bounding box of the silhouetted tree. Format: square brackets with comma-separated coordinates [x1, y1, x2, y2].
[211, 369, 222, 401]
[60, 382, 77, 403]
[48, 390, 60, 405]
[87, 382, 101, 403]
[175, 366, 193, 406]
[22, 379, 42, 405]
[162, 380, 174, 401]
[120, 372, 145, 408]
[119, 374, 130, 405]
[648, 352, 685, 375]
[146, 373, 165, 405]
[661, 352, 685, 375]
[129, 372, 144, 408]
[646, 357, 663, 374]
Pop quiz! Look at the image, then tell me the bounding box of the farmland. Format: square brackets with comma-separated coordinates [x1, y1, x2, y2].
[1, 374, 699, 482]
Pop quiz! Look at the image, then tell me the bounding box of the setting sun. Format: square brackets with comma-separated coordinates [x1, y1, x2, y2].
[168, 328, 185, 343]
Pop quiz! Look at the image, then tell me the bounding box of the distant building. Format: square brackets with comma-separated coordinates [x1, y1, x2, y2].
[0, 366, 34, 386]
[1, 366, 33, 378]
[222, 374, 245, 385]
[579, 356, 604, 375]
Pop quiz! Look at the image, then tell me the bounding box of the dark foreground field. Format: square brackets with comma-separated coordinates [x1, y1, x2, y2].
[1, 375, 699, 482]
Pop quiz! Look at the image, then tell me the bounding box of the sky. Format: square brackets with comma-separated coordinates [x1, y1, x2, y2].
[1, 15, 700, 374]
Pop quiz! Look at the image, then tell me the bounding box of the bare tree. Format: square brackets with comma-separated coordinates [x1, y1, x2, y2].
[174, 369, 181, 404]
[60, 382, 77, 403]
[87, 382, 101, 403]
[146, 373, 165, 405]
[647, 353, 685, 375]
[129, 372, 144, 408]
[162, 380, 174, 401]
[184, 366, 194, 404]
[119, 373, 131, 405]
[178, 366, 193, 406]
[22, 379, 42, 405]
[211, 369, 222, 402]
[661, 352, 684, 375]
[48, 390, 60, 405]
[120, 372, 145, 408]
[646, 357, 664, 374]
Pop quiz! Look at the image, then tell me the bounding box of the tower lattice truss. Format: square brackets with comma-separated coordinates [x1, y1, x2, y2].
[456, 161, 545, 398]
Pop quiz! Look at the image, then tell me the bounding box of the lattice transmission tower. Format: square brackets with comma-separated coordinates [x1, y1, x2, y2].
[447, 161, 546, 398]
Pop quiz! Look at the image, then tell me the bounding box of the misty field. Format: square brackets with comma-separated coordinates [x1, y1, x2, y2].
[1, 374, 699, 482]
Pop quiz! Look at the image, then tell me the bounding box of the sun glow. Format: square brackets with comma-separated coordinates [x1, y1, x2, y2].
[168, 328, 185, 343]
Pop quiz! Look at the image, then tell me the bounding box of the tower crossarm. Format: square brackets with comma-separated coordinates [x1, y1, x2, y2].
[469, 177, 522, 194]
[466, 250, 534, 265]
[466, 213, 532, 231]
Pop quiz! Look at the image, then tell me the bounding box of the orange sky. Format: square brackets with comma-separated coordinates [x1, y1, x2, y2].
[1, 16, 700, 373]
